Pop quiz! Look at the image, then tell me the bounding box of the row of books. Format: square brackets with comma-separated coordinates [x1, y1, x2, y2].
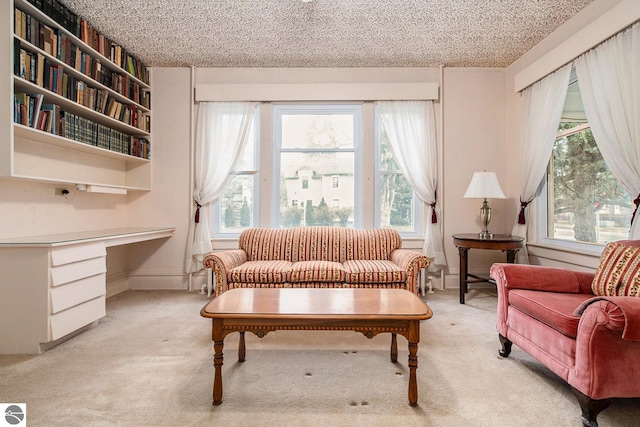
[62, 112, 150, 159]
[14, 9, 150, 108]
[14, 92, 51, 131]
[21, 0, 149, 84]
[13, 93, 150, 159]
[16, 44, 151, 133]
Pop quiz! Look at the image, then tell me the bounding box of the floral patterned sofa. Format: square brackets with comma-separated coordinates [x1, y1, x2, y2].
[491, 240, 640, 426]
[203, 227, 429, 297]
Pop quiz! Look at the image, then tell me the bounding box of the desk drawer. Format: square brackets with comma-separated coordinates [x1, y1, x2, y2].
[50, 257, 106, 287]
[51, 243, 106, 266]
[50, 296, 106, 340]
[50, 273, 106, 314]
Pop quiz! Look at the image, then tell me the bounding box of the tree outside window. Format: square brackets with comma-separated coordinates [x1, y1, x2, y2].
[547, 79, 631, 244]
[377, 129, 416, 233]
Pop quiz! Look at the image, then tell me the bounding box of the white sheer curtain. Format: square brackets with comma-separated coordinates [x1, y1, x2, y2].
[575, 21, 640, 239]
[511, 64, 572, 263]
[378, 100, 446, 271]
[185, 102, 257, 273]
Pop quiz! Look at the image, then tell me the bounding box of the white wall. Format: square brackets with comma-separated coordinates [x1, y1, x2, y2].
[442, 68, 508, 287]
[126, 68, 193, 291]
[0, 180, 127, 238]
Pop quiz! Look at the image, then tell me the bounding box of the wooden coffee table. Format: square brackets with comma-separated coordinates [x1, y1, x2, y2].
[200, 288, 433, 406]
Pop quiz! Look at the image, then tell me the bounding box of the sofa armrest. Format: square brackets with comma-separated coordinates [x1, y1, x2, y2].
[575, 297, 640, 341]
[390, 249, 430, 294]
[490, 263, 594, 293]
[202, 250, 247, 296]
[570, 296, 640, 399]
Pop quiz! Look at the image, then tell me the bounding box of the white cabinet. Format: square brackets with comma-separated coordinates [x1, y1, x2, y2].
[49, 243, 106, 340]
[0, 227, 175, 354]
[0, 241, 106, 354]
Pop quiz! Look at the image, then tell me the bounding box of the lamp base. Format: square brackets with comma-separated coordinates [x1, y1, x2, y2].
[478, 229, 493, 240]
[478, 199, 493, 239]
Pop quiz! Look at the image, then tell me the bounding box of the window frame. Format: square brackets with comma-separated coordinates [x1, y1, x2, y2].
[272, 103, 363, 228]
[535, 82, 630, 254]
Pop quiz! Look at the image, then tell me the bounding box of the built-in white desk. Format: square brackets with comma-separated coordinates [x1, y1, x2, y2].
[0, 227, 175, 354]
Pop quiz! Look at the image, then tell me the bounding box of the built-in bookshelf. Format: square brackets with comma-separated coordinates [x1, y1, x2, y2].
[1, 0, 152, 191]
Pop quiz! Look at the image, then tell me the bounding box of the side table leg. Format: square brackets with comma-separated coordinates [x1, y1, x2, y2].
[458, 247, 469, 304]
[506, 249, 519, 264]
[212, 319, 224, 405]
[390, 333, 398, 363]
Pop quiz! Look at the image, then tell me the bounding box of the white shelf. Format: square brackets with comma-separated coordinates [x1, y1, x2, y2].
[14, 123, 150, 163]
[2, 0, 152, 191]
[14, 77, 150, 136]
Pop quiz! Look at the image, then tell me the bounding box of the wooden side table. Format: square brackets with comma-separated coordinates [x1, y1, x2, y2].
[452, 234, 524, 304]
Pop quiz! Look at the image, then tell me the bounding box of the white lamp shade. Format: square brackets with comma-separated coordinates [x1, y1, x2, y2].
[463, 171, 506, 199]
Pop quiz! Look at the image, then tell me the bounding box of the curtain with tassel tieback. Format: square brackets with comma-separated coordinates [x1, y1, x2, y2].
[378, 100, 446, 271]
[185, 102, 257, 274]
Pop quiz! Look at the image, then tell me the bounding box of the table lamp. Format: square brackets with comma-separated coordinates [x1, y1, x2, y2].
[463, 171, 506, 239]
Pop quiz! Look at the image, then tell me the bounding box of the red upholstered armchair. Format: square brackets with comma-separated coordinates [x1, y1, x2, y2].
[491, 240, 640, 426]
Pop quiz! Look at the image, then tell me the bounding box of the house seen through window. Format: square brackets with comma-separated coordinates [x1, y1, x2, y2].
[546, 73, 631, 245]
[275, 104, 359, 228]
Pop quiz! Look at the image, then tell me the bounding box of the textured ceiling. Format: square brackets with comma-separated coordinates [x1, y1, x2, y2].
[61, 0, 593, 68]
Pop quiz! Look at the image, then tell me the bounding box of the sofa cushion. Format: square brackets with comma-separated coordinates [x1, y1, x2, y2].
[346, 228, 403, 261]
[288, 261, 346, 283]
[592, 241, 640, 297]
[508, 290, 593, 339]
[343, 260, 406, 284]
[239, 228, 292, 261]
[229, 260, 292, 284]
[290, 227, 347, 263]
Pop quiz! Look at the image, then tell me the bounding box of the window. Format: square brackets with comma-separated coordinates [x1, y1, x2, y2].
[212, 109, 259, 235]
[211, 102, 427, 237]
[274, 104, 360, 228]
[543, 76, 631, 247]
[374, 109, 423, 236]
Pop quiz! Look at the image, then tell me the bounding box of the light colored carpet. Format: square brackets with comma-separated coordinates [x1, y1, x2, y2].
[1, 288, 638, 426]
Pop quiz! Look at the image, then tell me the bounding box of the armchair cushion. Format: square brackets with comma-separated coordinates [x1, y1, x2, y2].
[509, 290, 590, 338]
[591, 241, 640, 297]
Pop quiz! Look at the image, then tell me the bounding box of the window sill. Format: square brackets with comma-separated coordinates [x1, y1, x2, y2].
[527, 241, 603, 270]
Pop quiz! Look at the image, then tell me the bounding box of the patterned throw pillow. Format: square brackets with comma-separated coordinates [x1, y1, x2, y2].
[591, 242, 640, 297]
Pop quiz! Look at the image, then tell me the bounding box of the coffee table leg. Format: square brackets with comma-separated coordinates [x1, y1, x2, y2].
[390, 333, 398, 363]
[408, 321, 420, 406]
[238, 331, 246, 362]
[212, 319, 224, 405]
